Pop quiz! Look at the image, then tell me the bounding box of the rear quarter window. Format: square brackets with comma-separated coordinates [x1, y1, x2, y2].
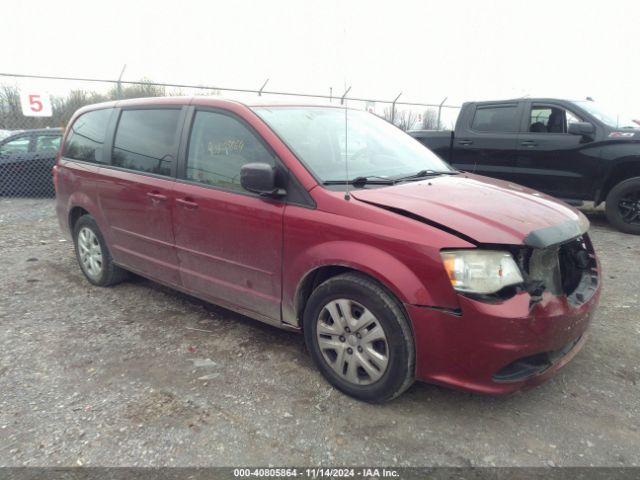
[471, 105, 519, 133]
[63, 109, 113, 163]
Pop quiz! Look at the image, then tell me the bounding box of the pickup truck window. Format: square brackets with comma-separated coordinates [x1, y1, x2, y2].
[529, 105, 581, 134]
[471, 105, 519, 133]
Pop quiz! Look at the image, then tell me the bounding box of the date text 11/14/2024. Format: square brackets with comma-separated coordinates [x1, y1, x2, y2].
[233, 468, 400, 478]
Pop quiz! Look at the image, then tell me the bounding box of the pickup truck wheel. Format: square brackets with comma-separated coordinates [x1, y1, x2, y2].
[73, 215, 128, 286]
[605, 177, 640, 235]
[303, 272, 415, 402]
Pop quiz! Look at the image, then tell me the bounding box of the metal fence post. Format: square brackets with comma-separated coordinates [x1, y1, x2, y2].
[116, 64, 127, 100]
[437, 96, 447, 130]
[258, 79, 269, 96]
[391, 92, 402, 124]
[340, 86, 351, 105]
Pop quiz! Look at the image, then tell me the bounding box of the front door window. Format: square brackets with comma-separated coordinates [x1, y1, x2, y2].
[529, 106, 582, 133]
[186, 111, 276, 191]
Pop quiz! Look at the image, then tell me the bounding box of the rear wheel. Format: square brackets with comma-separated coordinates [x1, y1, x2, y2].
[303, 272, 415, 402]
[605, 177, 640, 234]
[73, 215, 128, 286]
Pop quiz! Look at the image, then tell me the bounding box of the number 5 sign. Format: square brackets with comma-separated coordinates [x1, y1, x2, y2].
[20, 91, 53, 117]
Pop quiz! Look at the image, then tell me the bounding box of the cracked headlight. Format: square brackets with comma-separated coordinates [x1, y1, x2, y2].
[440, 250, 524, 295]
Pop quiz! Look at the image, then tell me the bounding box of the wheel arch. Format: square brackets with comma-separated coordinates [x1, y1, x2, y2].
[68, 206, 90, 234]
[65, 191, 113, 247]
[283, 241, 448, 329]
[598, 156, 640, 204]
[293, 264, 416, 335]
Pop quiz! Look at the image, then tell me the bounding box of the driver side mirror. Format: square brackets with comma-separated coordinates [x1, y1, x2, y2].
[568, 122, 595, 136]
[240, 162, 286, 197]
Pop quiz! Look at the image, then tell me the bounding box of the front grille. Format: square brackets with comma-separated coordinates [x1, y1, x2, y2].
[523, 234, 598, 305]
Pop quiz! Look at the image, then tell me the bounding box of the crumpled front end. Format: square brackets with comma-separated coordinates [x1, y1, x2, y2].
[407, 233, 600, 394]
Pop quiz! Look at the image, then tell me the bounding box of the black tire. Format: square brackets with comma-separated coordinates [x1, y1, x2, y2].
[73, 214, 128, 286]
[605, 177, 640, 235]
[303, 272, 415, 402]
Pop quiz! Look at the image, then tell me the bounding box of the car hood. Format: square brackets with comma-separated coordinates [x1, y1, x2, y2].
[351, 173, 589, 247]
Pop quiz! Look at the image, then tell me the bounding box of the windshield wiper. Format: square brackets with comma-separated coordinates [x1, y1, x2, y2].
[393, 169, 458, 182]
[323, 170, 457, 187]
[323, 175, 395, 187]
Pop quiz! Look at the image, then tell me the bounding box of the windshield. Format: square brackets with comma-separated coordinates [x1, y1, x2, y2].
[252, 107, 453, 183]
[572, 101, 639, 129]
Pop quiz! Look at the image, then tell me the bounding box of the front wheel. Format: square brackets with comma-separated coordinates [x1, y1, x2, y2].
[303, 272, 415, 402]
[605, 177, 640, 235]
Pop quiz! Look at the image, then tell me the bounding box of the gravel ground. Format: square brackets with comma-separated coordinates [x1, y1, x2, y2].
[0, 198, 638, 467]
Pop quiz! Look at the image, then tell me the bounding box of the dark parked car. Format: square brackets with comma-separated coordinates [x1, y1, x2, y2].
[410, 99, 640, 234]
[55, 97, 600, 402]
[0, 128, 63, 196]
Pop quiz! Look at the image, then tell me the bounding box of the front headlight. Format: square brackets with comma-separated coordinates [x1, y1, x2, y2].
[440, 249, 524, 294]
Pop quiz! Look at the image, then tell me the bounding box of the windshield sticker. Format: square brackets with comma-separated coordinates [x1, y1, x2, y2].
[608, 132, 635, 138]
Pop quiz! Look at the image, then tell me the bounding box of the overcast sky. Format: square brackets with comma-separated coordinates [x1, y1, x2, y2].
[3, 0, 640, 119]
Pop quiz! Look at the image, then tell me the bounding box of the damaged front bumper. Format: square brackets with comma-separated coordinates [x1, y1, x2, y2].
[407, 231, 601, 395]
[406, 286, 599, 394]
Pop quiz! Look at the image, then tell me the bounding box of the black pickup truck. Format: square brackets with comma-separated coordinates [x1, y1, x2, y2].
[410, 98, 640, 234]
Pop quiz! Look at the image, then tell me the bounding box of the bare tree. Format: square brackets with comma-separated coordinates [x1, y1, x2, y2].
[382, 107, 419, 131]
[107, 78, 166, 100]
[51, 90, 109, 127]
[421, 108, 440, 130]
[0, 78, 201, 130]
[0, 85, 23, 130]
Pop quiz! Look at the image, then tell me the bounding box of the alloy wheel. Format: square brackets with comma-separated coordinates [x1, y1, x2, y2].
[618, 189, 640, 225]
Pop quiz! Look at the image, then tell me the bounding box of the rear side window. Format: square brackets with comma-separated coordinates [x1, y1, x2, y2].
[471, 105, 519, 133]
[112, 109, 181, 176]
[35, 135, 61, 153]
[63, 109, 112, 163]
[185, 111, 275, 191]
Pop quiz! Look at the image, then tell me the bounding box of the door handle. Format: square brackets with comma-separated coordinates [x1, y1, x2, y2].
[176, 197, 198, 209]
[147, 191, 167, 201]
[520, 140, 538, 147]
[457, 140, 473, 146]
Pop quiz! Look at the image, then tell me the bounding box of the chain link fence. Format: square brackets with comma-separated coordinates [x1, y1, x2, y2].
[0, 73, 461, 198]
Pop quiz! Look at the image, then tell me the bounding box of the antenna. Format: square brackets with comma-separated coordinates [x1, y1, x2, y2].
[341, 86, 352, 200]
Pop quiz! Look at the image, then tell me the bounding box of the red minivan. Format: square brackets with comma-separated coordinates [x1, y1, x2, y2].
[54, 97, 601, 402]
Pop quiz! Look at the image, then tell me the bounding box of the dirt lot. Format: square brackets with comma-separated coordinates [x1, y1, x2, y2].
[0, 198, 638, 467]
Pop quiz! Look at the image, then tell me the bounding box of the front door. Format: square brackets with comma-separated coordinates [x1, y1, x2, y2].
[97, 107, 184, 285]
[172, 109, 284, 323]
[515, 102, 597, 200]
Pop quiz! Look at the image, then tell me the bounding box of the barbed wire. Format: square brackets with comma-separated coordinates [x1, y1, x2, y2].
[0, 72, 461, 109]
